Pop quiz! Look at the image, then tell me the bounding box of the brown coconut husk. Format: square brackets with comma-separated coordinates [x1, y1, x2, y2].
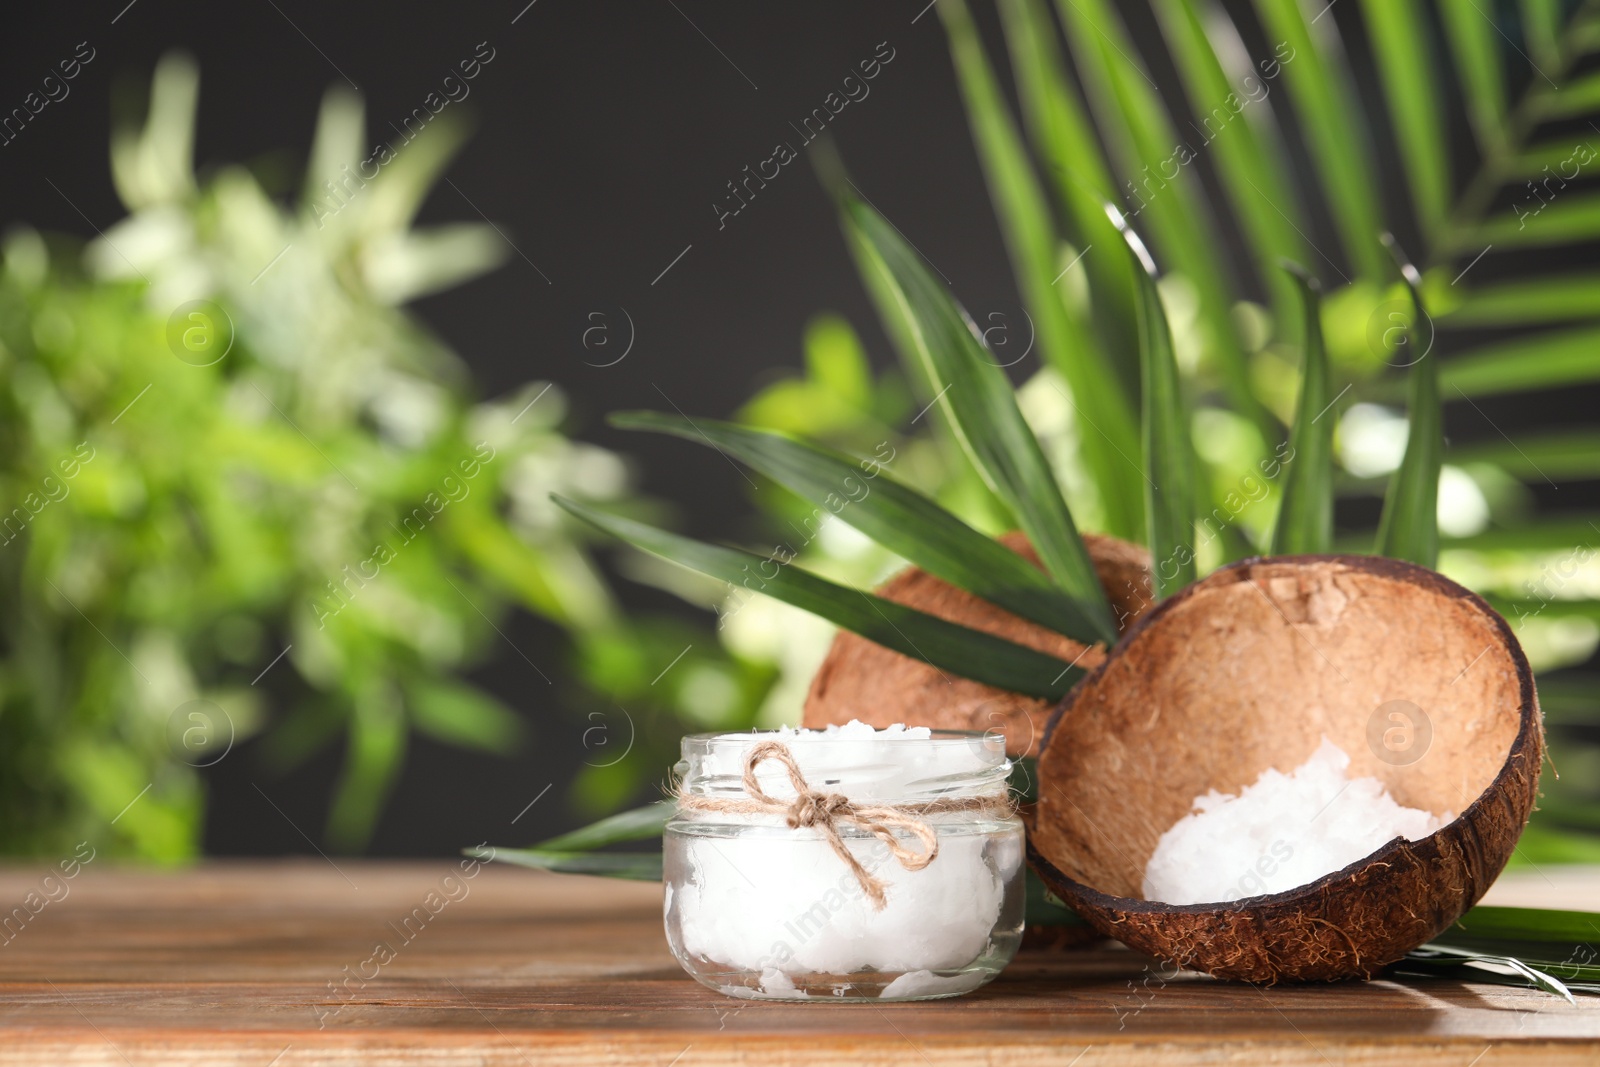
[1018, 801, 1106, 951]
[1029, 555, 1543, 983]
[802, 531, 1152, 757]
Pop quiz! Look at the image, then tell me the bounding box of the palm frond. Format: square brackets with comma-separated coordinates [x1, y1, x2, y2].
[941, 0, 1143, 542]
[1153, 0, 1306, 323]
[1251, 0, 1387, 281]
[1110, 207, 1196, 598]
[1375, 238, 1442, 568]
[612, 411, 1110, 644]
[997, 0, 1142, 395]
[1271, 264, 1334, 555]
[1051, 0, 1266, 432]
[554, 496, 1086, 699]
[840, 196, 1118, 642]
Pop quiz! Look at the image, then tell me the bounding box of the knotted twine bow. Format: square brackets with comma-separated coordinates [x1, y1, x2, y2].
[675, 739, 1013, 910]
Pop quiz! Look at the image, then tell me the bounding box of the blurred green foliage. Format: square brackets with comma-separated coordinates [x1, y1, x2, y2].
[0, 54, 772, 858]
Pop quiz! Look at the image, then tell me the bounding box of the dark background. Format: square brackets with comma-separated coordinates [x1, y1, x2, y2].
[1, 0, 1586, 855]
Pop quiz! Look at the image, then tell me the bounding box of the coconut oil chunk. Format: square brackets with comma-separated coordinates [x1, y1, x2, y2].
[1142, 737, 1451, 905]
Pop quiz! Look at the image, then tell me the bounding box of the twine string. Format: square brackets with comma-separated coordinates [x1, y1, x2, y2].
[676, 739, 1011, 910]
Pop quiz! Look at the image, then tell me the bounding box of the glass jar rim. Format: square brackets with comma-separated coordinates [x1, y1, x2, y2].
[680, 727, 1006, 746]
[675, 726, 1012, 802]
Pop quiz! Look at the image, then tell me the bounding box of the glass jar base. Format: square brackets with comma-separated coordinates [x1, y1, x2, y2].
[690, 963, 999, 1002]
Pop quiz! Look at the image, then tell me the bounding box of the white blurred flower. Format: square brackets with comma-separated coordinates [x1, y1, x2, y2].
[1437, 465, 1491, 538]
[677, 664, 742, 727]
[1338, 403, 1409, 477]
[469, 384, 567, 451]
[567, 444, 629, 500]
[1191, 406, 1262, 470]
[1516, 616, 1600, 673]
[366, 371, 446, 449]
[87, 206, 194, 280]
[720, 595, 837, 728]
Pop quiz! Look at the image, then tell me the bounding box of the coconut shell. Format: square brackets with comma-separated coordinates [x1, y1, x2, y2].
[1030, 555, 1543, 983]
[802, 532, 1152, 757]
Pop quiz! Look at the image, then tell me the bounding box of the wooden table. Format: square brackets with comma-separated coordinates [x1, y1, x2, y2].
[0, 860, 1596, 1065]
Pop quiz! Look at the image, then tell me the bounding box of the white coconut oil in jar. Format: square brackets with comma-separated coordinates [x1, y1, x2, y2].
[663, 721, 1024, 1001]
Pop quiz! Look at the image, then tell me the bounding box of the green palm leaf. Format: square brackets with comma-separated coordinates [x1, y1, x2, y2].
[468, 801, 674, 881]
[1451, 431, 1600, 480]
[996, 0, 1141, 396]
[1400, 945, 1579, 1002]
[840, 197, 1117, 643]
[472, 848, 664, 881]
[1051, 0, 1266, 433]
[940, 0, 1142, 542]
[1408, 903, 1600, 998]
[611, 411, 1111, 645]
[1463, 194, 1600, 250]
[1439, 0, 1511, 160]
[533, 800, 674, 851]
[1375, 239, 1441, 568]
[1251, 0, 1386, 281]
[1270, 264, 1334, 555]
[553, 495, 1086, 699]
[1441, 325, 1600, 399]
[1520, 0, 1567, 71]
[1359, 0, 1451, 240]
[1152, 0, 1306, 322]
[1443, 515, 1600, 552]
[1110, 208, 1195, 598]
[1440, 276, 1600, 326]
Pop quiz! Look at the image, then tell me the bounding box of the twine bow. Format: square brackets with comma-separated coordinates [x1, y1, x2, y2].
[676, 739, 1011, 910]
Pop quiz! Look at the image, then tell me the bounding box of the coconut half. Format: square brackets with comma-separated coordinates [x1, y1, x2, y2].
[802, 532, 1152, 757]
[1029, 555, 1542, 982]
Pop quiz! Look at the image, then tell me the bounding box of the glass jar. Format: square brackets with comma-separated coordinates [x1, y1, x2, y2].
[664, 726, 1024, 1001]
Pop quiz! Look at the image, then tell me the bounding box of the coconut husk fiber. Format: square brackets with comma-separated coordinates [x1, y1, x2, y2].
[802, 531, 1152, 757]
[1029, 555, 1543, 982]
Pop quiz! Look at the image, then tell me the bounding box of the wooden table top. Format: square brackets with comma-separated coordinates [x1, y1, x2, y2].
[0, 859, 1596, 1065]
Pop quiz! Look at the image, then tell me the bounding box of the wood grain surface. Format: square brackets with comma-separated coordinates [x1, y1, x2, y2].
[0, 860, 1595, 1065]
